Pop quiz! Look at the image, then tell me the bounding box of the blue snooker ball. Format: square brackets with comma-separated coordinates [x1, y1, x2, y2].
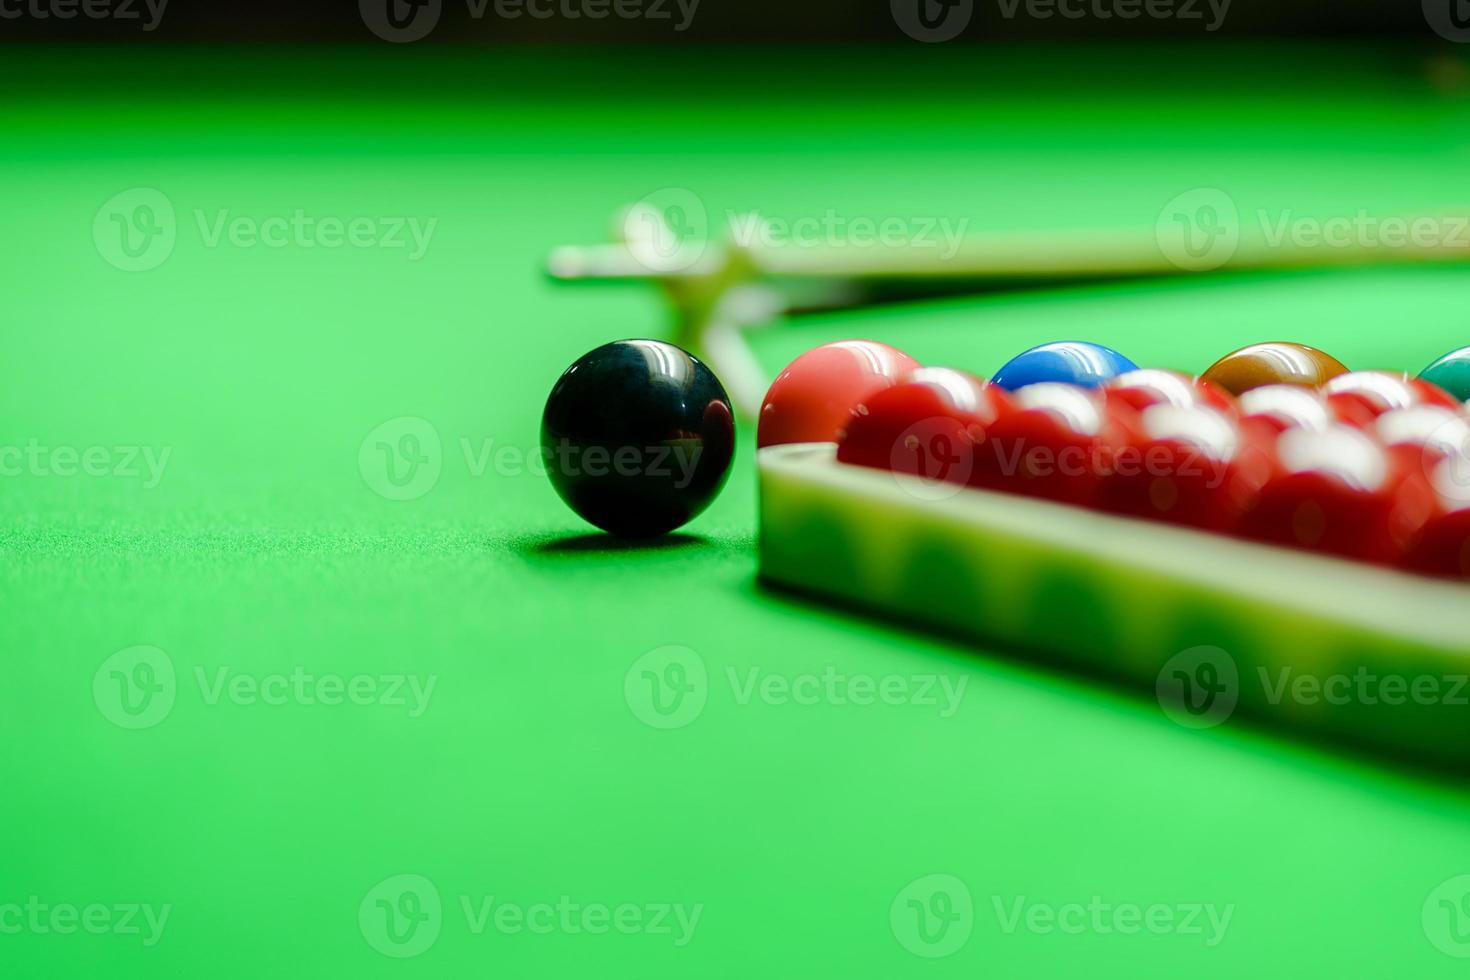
[991, 341, 1139, 391]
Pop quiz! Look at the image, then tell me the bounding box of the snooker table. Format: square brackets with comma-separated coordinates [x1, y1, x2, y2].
[4, 40, 1470, 979]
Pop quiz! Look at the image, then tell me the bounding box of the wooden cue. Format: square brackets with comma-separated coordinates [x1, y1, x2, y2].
[547, 211, 1470, 416]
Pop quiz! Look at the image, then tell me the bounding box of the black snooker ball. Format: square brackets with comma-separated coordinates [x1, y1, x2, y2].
[541, 339, 735, 537]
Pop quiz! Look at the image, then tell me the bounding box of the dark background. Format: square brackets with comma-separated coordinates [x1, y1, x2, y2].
[0, 0, 1454, 42]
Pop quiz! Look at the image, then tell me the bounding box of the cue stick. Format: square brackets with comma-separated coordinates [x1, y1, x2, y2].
[547, 204, 1470, 417]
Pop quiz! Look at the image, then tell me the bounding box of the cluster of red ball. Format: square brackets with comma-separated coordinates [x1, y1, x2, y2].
[757, 342, 1470, 579]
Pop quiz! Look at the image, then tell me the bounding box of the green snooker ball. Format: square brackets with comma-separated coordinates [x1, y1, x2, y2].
[1419, 347, 1470, 403]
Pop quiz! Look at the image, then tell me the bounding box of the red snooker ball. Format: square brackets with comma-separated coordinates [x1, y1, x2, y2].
[970, 382, 1118, 505]
[758, 340, 919, 448]
[837, 367, 1004, 486]
[1093, 403, 1275, 532]
[1403, 453, 1470, 577]
[1237, 384, 1332, 436]
[1106, 369, 1236, 416]
[1237, 425, 1435, 564]
[1322, 371, 1459, 427]
[1375, 405, 1470, 464]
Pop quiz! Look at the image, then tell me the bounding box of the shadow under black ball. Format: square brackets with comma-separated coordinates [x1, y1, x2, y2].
[541, 340, 735, 537]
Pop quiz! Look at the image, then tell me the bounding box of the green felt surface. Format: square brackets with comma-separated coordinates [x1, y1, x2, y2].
[4, 42, 1470, 978]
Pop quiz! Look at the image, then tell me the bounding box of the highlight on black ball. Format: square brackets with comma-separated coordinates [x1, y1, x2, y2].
[541, 339, 736, 537]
